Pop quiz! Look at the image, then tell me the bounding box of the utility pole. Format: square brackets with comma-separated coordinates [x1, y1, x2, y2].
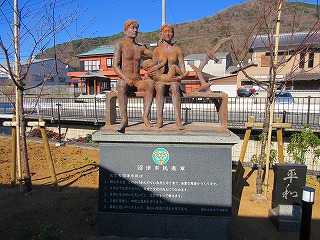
[162, 0, 166, 25]
[14, 0, 22, 192]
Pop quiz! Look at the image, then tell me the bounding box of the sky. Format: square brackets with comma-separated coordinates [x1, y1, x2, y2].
[61, 0, 319, 40]
[77, 0, 249, 38]
[0, 0, 318, 61]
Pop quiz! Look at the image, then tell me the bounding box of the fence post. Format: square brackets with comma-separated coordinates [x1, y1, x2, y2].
[50, 97, 55, 123]
[56, 103, 64, 146]
[83, 104, 87, 117]
[307, 96, 311, 125]
[94, 98, 98, 125]
[282, 110, 287, 123]
[184, 107, 191, 124]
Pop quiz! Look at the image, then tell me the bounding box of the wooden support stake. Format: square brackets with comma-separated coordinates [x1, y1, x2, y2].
[245, 122, 291, 129]
[263, 118, 291, 197]
[39, 117, 59, 191]
[27, 121, 45, 127]
[276, 117, 285, 164]
[10, 116, 17, 187]
[234, 115, 291, 195]
[233, 116, 255, 192]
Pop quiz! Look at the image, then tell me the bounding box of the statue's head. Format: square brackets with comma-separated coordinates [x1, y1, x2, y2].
[159, 24, 174, 42]
[124, 19, 139, 31]
[123, 20, 139, 38]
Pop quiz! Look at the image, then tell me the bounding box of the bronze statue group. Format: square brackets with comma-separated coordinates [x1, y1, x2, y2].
[113, 20, 189, 133]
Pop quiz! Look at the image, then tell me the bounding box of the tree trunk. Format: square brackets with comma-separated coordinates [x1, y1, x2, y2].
[19, 89, 32, 193]
[256, 87, 273, 194]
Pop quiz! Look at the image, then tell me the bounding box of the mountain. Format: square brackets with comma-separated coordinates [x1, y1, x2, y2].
[41, 1, 319, 69]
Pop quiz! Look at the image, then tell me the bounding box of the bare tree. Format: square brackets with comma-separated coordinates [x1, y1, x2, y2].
[0, 0, 90, 193]
[218, 0, 320, 197]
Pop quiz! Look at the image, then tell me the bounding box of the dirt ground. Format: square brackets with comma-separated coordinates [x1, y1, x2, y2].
[0, 136, 319, 240]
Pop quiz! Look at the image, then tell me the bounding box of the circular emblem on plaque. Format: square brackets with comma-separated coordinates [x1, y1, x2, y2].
[152, 148, 169, 165]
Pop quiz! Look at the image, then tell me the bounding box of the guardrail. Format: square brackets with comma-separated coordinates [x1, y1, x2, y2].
[0, 95, 319, 132]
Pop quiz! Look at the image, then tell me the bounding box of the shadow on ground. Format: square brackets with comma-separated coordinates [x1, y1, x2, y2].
[0, 151, 319, 240]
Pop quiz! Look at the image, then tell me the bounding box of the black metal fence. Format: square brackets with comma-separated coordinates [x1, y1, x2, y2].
[0, 95, 319, 132]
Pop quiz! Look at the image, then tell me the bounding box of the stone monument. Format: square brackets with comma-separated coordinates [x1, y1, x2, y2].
[94, 20, 237, 239]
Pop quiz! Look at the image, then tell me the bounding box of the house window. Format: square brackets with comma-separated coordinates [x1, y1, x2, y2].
[84, 60, 100, 71]
[261, 55, 271, 67]
[80, 61, 84, 71]
[186, 60, 194, 65]
[110, 80, 117, 91]
[241, 80, 253, 87]
[32, 75, 42, 81]
[299, 52, 305, 69]
[276, 74, 284, 79]
[0, 73, 9, 78]
[106, 58, 113, 67]
[308, 52, 314, 68]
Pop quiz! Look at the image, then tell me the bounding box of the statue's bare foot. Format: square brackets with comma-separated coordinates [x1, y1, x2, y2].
[142, 115, 153, 127]
[117, 121, 128, 133]
[155, 118, 163, 129]
[155, 122, 163, 129]
[176, 121, 186, 130]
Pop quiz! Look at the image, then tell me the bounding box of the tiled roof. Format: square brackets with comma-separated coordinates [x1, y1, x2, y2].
[225, 63, 258, 74]
[1, 58, 63, 67]
[76, 71, 109, 78]
[287, 72, 320, 81]
[184, 53, 206, 61]
[225, 66, 240, 74]
[18, 58, 49, 64]
[250, 32, 320, 49]
[184, 52, 230, 61]
[78, 45, 115, 57]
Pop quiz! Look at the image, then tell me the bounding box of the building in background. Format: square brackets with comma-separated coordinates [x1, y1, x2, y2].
[68, 45, 117, 95]
[184, 52, 233, 77]
[237, 32, 320, 91]
[0, 58, 74, 95]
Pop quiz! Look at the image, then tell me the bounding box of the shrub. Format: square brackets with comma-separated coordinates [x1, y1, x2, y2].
[287, 125, 320, 164]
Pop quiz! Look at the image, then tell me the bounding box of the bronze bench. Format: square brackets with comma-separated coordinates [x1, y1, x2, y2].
[104, 91, 228, 132]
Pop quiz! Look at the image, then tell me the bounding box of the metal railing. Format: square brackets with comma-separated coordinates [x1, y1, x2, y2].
[0, 95, 319, 132]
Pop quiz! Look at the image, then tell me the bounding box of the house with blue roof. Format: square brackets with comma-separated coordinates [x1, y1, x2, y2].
[68, 45, 118, 95]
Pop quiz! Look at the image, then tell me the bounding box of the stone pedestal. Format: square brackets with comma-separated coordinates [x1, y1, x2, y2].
[93, 131, 239, 240]
[269, 204, 302, 232]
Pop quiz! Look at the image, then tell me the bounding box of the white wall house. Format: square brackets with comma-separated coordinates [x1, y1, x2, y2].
[184, 52, 233, 77]
[0, 58, 74, 95]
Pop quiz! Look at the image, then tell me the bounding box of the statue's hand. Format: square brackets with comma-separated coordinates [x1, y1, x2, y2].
[171, 76, 181, 82]
[125, 77, 134, 87]
[147, 65, 157, 78]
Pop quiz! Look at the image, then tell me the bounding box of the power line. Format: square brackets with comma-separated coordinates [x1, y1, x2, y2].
[0, 0, 74, 24]
[167, 0, 177, 24]
[80, 0, 158, 18]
